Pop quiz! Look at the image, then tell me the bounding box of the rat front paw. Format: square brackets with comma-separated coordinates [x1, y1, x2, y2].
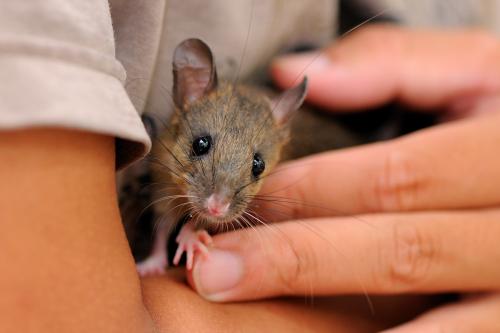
[173, 223, 213, 270]
[136, 255, 167, 277]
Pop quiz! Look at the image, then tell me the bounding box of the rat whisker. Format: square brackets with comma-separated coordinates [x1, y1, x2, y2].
[247, 195, 377, 230]
[238, 215, 269, 258]
[225, 0, 254, 122]
[238, 212, 280, 297]
[243, 209, 296, 248]
[159, 202, 194, 231]
[143, 112, 195, 167]
[233, 217, 246, 233]
[246, 205, 375, 314]
[127, 194, 184, 229]
[148, 186, 181, 195]
[149, 93, 209, 181]
[139, 181, 177, 190]
[154, 136, 185, 169]
[146, 156, 196, 187]
[178, 116, 210, 180]
[143, 195, 193, 219]
[267, 7, 392, 132]
[145, 155, 182, 175]
[252, 203, 317, 307]
[192, 209, 206, 230]
[146, 185, 179, 194]
[242, 209, 305, 283]
[236, 158, 319, 194]
[150, 212, 170, 243]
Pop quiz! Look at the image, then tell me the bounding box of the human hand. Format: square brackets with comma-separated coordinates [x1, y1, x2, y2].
[188, 25, 500, 332]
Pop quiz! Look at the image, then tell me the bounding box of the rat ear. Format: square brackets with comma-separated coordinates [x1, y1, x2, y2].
[270, 77, 308, 125]
[173, 38, 218, 109]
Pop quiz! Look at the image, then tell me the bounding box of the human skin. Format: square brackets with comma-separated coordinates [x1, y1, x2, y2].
[0, 129, 154, 333]
[5, 25, 499, 333]
[2, 128, 420, 332]
[187, 25, 500, 332]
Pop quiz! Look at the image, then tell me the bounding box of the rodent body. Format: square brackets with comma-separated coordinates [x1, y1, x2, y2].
[128, 37, 369, 270]
[136, 38, 309, 273]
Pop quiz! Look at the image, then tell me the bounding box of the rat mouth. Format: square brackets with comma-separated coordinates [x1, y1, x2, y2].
[201, 212, 232, 223]
[185, 191, 245, 225]
[196, 206, 245, 226]
[188, 208, 236, 226]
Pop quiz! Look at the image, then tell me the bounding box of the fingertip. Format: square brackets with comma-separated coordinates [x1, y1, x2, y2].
[271, 41, 399, 111]
[271, 52, 374, 110]
[271, 51, 331, 85]
[271, 51, 333, 95]
[188, 248, 245, 302]
[186, 259, 197, 289]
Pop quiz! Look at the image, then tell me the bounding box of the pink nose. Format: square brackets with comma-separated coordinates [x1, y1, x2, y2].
[206, 194, 230, 217]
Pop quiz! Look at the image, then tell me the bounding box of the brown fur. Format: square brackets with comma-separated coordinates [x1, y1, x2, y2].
[152, 81, 289, 231]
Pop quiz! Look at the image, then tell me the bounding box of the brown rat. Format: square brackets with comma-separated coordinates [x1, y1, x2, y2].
[136, 38, 308, 275]
[133, 36, 417, 274]
[128, 14, 438, 276]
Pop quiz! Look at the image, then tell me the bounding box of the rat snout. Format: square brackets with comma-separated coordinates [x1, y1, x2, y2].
[205, 193, 231, 217]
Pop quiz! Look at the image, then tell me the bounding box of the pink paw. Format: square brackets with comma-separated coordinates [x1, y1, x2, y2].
[173, 223, 213, 270]
[136, 255, 167, 277]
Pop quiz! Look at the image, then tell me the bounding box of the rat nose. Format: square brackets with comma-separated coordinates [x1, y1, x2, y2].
[206, 193, 231, 217]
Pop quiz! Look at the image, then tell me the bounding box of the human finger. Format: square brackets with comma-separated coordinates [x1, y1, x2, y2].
[255, 111, 500, 220]
[271, 25, 500, 112]
[382, 293, 500, 333]
[188, 209, 500, 301]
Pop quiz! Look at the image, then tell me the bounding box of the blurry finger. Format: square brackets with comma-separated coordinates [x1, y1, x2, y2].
[382, 293, 500, 333]
[272, 25, 500, 112]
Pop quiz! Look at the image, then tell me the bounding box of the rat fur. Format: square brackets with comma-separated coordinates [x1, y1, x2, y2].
[136, 38, 310, 274]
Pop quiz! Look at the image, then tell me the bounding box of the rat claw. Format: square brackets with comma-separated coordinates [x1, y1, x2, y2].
[173, 244, 185, 266]
[194, 242, 210, 257]
[137, 255, 167, 277]
[174, 223, 213, 270]
[198, 230, 213, 245]
[186, 249, 194, 270]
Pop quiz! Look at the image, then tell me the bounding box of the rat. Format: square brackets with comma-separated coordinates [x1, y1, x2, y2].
[136, 38, 309, 275]
[128, 7, 442, 277]
[131, 37, 430, 275]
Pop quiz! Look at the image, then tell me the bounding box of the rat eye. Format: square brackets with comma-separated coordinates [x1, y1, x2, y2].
[192, 136, 212, 156]
[252, 153, 265, 178]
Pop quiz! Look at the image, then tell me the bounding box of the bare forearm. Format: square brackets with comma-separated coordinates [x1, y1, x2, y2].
[0, 129, 155, 332]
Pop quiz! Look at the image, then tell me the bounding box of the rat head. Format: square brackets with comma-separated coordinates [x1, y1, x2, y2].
[167, 38, 307, 225]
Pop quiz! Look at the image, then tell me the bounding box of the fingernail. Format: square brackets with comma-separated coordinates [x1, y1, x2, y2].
[192, 249, 244, 301]
[273, 51, 331, 74]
